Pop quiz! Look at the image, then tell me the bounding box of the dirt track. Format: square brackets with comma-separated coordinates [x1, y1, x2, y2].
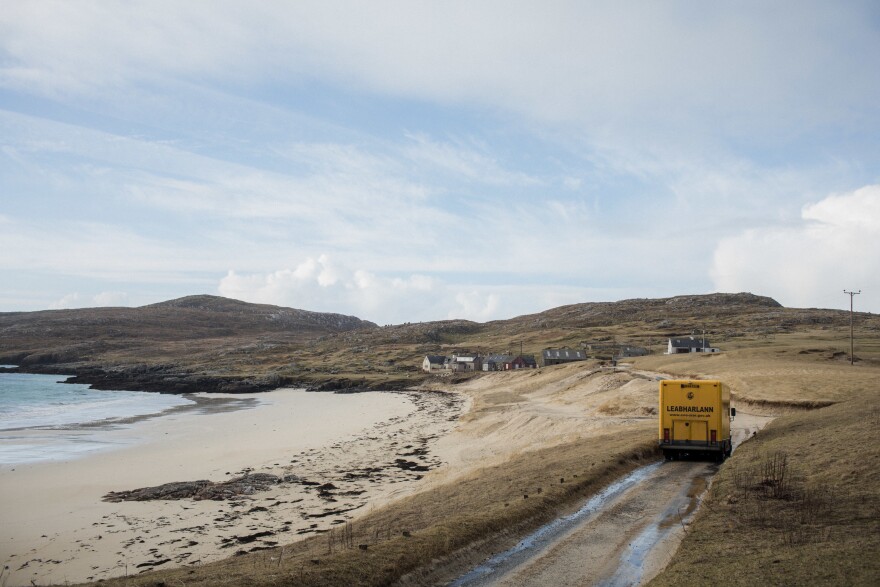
[448, 403, 772, 587]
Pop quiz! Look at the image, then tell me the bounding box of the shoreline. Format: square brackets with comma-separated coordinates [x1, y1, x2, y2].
[0, 364, 425, 395]
[0, 387, 466, 586]
[0, 393, 262, 435]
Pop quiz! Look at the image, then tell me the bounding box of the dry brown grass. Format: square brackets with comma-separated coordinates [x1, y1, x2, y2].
[648, 394, 880, 586]
[645, 327, 880, 586]
[631, 329, 880, 405]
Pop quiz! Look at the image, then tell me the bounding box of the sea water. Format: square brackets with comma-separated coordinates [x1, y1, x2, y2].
[0, 371, 193, 465]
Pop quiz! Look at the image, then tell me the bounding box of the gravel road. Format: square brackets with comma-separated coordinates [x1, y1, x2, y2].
[450, 410, 772, 587]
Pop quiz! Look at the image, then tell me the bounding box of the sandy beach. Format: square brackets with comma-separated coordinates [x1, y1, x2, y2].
[1, 364, 776, 587]
[0, 388, 465, 586]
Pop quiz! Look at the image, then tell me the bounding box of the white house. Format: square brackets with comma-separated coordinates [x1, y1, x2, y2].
[449, 355, 480, 372]
[666, 337, 720, 354]
[422, 355, 447, 372]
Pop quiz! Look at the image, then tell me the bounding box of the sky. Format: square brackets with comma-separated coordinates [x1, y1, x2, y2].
[1, 1, 879, 324]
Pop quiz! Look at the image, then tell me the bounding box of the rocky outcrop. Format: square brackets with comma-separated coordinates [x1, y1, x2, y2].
[63, 367, 286, 394]
[34, 365, 417, 395]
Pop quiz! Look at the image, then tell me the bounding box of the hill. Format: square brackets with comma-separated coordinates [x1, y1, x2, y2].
[0, 292, 876, 393]
[0, 295, 376, 391]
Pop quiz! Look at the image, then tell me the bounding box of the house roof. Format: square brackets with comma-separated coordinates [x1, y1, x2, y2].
[485, 354, 513, 362]
[425, 355, 446, 364]
[542, 349, 586, 360]
[669, 337, 709, 348]
[514, 355, 538, 365]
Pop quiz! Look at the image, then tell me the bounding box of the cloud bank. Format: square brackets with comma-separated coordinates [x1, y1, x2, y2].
[711, 185, 880, 311]
[219, 256, 504, 324]
[49, 291, 130, 310]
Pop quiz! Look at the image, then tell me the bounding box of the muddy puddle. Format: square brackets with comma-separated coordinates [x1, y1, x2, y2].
[450, 463, 665, 586]
[449, 460, 715, 587]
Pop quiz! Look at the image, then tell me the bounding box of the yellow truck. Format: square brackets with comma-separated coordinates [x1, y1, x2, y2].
[658, 379, 735, 461]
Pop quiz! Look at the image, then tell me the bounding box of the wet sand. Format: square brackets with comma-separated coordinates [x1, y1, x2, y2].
[0, 388, 465, 586]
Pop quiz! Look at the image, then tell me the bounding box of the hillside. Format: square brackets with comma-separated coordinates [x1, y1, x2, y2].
[0, 295, 376, 391]
[0, 292, 876, 393]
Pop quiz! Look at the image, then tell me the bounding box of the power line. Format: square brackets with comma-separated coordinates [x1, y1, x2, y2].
[844, 289, 861, 366]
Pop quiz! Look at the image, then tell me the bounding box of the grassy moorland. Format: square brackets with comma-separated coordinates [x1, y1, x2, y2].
[639, 332, 880, 586]
[648, 380, 880, 585]
[2, 291, 877, 393]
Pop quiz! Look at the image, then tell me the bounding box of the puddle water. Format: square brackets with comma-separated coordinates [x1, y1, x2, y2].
[449, 462, 664, 587]
[600, 467, 712, 586]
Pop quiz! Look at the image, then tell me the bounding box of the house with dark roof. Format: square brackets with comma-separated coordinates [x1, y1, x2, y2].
[483, 354, 513, 371]
[666, 337, 720, 354]
[422, 355, 447, 372]
[509, 355, 538, 369]
[541, 348, 587, 366]
[619, 346, 650, 358]
[448, 354, 481, 372]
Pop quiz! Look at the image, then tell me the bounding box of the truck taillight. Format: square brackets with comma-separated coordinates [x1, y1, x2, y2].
[710, 430, 717, 444]
[663, 428, 670, 443]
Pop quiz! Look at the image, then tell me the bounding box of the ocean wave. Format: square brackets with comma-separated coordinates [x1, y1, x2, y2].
[0, 374, 193, 431]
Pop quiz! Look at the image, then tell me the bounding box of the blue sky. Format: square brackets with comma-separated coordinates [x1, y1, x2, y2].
[1, 1, 879, 323]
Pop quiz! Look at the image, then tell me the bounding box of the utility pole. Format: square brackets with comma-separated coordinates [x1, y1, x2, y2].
[844, 289, 861, 365]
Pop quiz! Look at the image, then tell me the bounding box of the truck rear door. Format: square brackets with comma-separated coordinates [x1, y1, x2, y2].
[673, 420, 708, 443]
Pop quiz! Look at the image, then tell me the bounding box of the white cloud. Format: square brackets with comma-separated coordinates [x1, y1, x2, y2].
[218, 255, 626, 323]
[450, 290, 500, 322]
[92, 291, 130, 307]
[562, 177, 582, 191]
[802, 188, 880, 230]
[710, 185, 880, 312]
[48, 291, 130, 310]
[219, 257, 446, 323]
[48, 293, 82, 310]
[0, 217, 209, 278]
[3, 2, 876, 142]
[403, 133, 541, 187]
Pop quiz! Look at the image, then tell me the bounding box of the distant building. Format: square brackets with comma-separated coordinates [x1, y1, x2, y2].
[422, 355, 447, 372]
[509, 355, 538, 369]
[483, 354, 513, 371]
[542, 348, 587, 366]
[449, 354, 481, 372]
[619, 346, 650, 358]
[582, 342, 616, 358]
[666, 337, 720, 354]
